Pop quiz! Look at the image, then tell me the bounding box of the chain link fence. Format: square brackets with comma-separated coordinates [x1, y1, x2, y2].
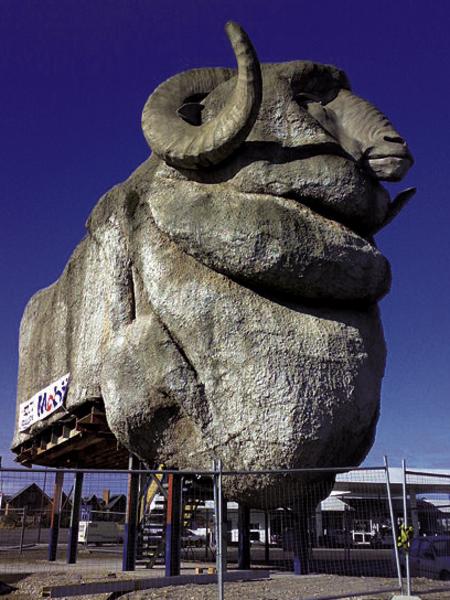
[1, 462, 450, 598]
[401, 465, 450, 596]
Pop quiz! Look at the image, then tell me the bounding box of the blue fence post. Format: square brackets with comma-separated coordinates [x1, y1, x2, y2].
[220, 489, 228, 577]
[67, 471, 84, 564]
[264, 511, 270, 564]
[165, 472, 182, 577]
[122, 455, 139, 571]
[238, 504, 250, 569]
[292, 509, 310, 575]
[48, 470, 64, 561]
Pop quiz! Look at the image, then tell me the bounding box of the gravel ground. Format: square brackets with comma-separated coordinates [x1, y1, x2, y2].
[4, 571, 450, 600]
[121, 574, 450, 600]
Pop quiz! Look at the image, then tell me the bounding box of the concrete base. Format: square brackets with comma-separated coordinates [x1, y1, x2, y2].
[42, 570, 271, 598]
[391, 595, 422, 599]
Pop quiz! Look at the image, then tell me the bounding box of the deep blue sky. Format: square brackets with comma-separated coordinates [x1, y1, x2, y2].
[1, 0, 449, 469]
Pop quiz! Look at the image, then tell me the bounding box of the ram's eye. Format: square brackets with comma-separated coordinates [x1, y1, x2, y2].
[177, 92, 208, 126]
[177, 102, 204, 126]
[294, 92, 322, 107]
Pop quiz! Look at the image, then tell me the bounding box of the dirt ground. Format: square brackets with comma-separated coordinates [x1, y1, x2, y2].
[3, 571, 450, 600]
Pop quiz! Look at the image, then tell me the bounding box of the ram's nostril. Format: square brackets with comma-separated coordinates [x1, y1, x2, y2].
[384, 135, 405, 144]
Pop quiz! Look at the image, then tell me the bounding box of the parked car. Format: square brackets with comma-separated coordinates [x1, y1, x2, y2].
[370, 531, 394, 548]
[182, 528, 205, 547]
[399, 535, 450, 580]
[78, 520, 123, 545]
[320, 529, 352, 548]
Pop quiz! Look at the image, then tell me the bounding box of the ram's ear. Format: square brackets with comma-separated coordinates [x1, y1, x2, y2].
[373, 187, 416, 233]
[177, 102, 204, 126]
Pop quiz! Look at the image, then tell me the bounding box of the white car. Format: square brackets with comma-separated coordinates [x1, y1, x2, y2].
[401, 536, 450, 580]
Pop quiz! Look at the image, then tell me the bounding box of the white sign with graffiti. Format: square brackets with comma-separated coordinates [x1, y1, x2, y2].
[19, 373, 70, 432]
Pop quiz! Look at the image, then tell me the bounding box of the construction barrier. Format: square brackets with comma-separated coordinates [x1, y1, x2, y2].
[2, 461, 450, 598]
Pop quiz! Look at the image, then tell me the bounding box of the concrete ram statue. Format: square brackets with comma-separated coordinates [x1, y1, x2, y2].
[13, 22, 414, 504]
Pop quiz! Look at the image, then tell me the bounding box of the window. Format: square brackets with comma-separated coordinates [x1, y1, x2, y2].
[419, 541, 434, 558]
[432, 540, 450, 557]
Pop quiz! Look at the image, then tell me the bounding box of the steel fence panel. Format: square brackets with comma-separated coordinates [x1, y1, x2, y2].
[402, 467, 450, 598]
[0, 463, 423, 599]
[220, 466, 401, 599]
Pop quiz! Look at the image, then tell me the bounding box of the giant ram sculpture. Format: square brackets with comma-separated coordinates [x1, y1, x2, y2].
[13, 23, 414, 505]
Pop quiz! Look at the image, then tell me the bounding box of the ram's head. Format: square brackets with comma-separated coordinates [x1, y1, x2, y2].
[137, 22, 414, 312]
[145, 23, 412, 176]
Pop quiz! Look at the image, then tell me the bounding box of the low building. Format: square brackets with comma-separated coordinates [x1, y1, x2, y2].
[5, 482, 51, 514]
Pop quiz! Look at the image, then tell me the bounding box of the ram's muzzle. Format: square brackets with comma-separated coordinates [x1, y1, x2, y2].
[308, 88, 413, 181]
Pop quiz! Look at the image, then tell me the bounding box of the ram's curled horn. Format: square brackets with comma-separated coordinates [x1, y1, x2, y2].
[142, 21, 262, 169]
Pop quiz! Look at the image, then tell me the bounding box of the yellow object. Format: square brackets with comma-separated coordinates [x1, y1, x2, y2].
[397, 524, 414, 551]
[139, 464, 165, 520]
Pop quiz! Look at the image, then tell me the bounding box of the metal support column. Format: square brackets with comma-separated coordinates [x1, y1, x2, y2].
[204, 508, 210, 561]
[292, 508, 310, 575]
[264, 511, 270, 564]
[315, 503, 323, 545]
[165, 472, 182, 577]
[402, 459, 412, 596]
[213, 459, 224, 600]
[122, 455, 139, 571]
[384, 456, 403, 594]
[67, 471, 84, 564]
[19, 507, 26, 555]
[221, 495, 228, 574]
[238, 504, 250, 569]
[410, 489, 420, 536]
[37, 468, 48, 544]
[48, 470, 64, 561]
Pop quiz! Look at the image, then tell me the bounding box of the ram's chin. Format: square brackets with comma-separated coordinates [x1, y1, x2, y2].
[366, 156, 413, 181]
